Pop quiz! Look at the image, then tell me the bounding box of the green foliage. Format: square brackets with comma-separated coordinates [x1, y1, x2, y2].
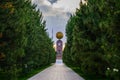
[63, 16, 76, 65]
[0, 0, 55, 80]
[63, 0, 120, 79]
[18, 64, 51, 80]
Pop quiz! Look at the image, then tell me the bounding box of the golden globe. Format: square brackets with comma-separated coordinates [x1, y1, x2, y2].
[56, 32, 63, 39]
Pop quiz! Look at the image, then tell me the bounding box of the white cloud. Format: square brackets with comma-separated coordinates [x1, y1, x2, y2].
[31, 0, 80, 43]
[53, 0, 80, 13]
[43, 0, 51, 6]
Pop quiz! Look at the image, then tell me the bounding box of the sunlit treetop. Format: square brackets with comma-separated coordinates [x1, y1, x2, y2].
[0, 2, 14, 14]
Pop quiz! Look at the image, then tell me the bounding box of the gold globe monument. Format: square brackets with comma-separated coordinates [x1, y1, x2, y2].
[56, 32, 63, 59]
[56, 32, 63, 39]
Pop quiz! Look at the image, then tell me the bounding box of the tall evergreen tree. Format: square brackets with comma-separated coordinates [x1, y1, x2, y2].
[63, 0, 120, 79]
[0, 0, 55, 79]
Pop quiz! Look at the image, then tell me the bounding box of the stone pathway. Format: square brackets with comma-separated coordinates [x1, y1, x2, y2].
[28, 59, 84, 80]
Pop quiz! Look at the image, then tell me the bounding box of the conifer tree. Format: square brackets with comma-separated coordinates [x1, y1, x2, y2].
[0, 0, 55, 79]
[63, 0, 120, 78]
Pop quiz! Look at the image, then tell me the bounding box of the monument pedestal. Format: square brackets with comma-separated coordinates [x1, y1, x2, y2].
[56, 53, 62, 59]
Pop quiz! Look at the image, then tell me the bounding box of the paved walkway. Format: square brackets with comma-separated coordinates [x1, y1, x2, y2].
[28, 59, 84, 80]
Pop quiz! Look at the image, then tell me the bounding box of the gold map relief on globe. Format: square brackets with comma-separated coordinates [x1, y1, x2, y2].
[56, 32, 63, 39]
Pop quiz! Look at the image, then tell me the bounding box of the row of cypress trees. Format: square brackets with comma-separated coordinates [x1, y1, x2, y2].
[0, 0, 56, 80]
[63, 0, 120, 79]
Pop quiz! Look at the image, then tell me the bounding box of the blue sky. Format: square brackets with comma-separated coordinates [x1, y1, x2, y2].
[32, 0, 81, 43]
